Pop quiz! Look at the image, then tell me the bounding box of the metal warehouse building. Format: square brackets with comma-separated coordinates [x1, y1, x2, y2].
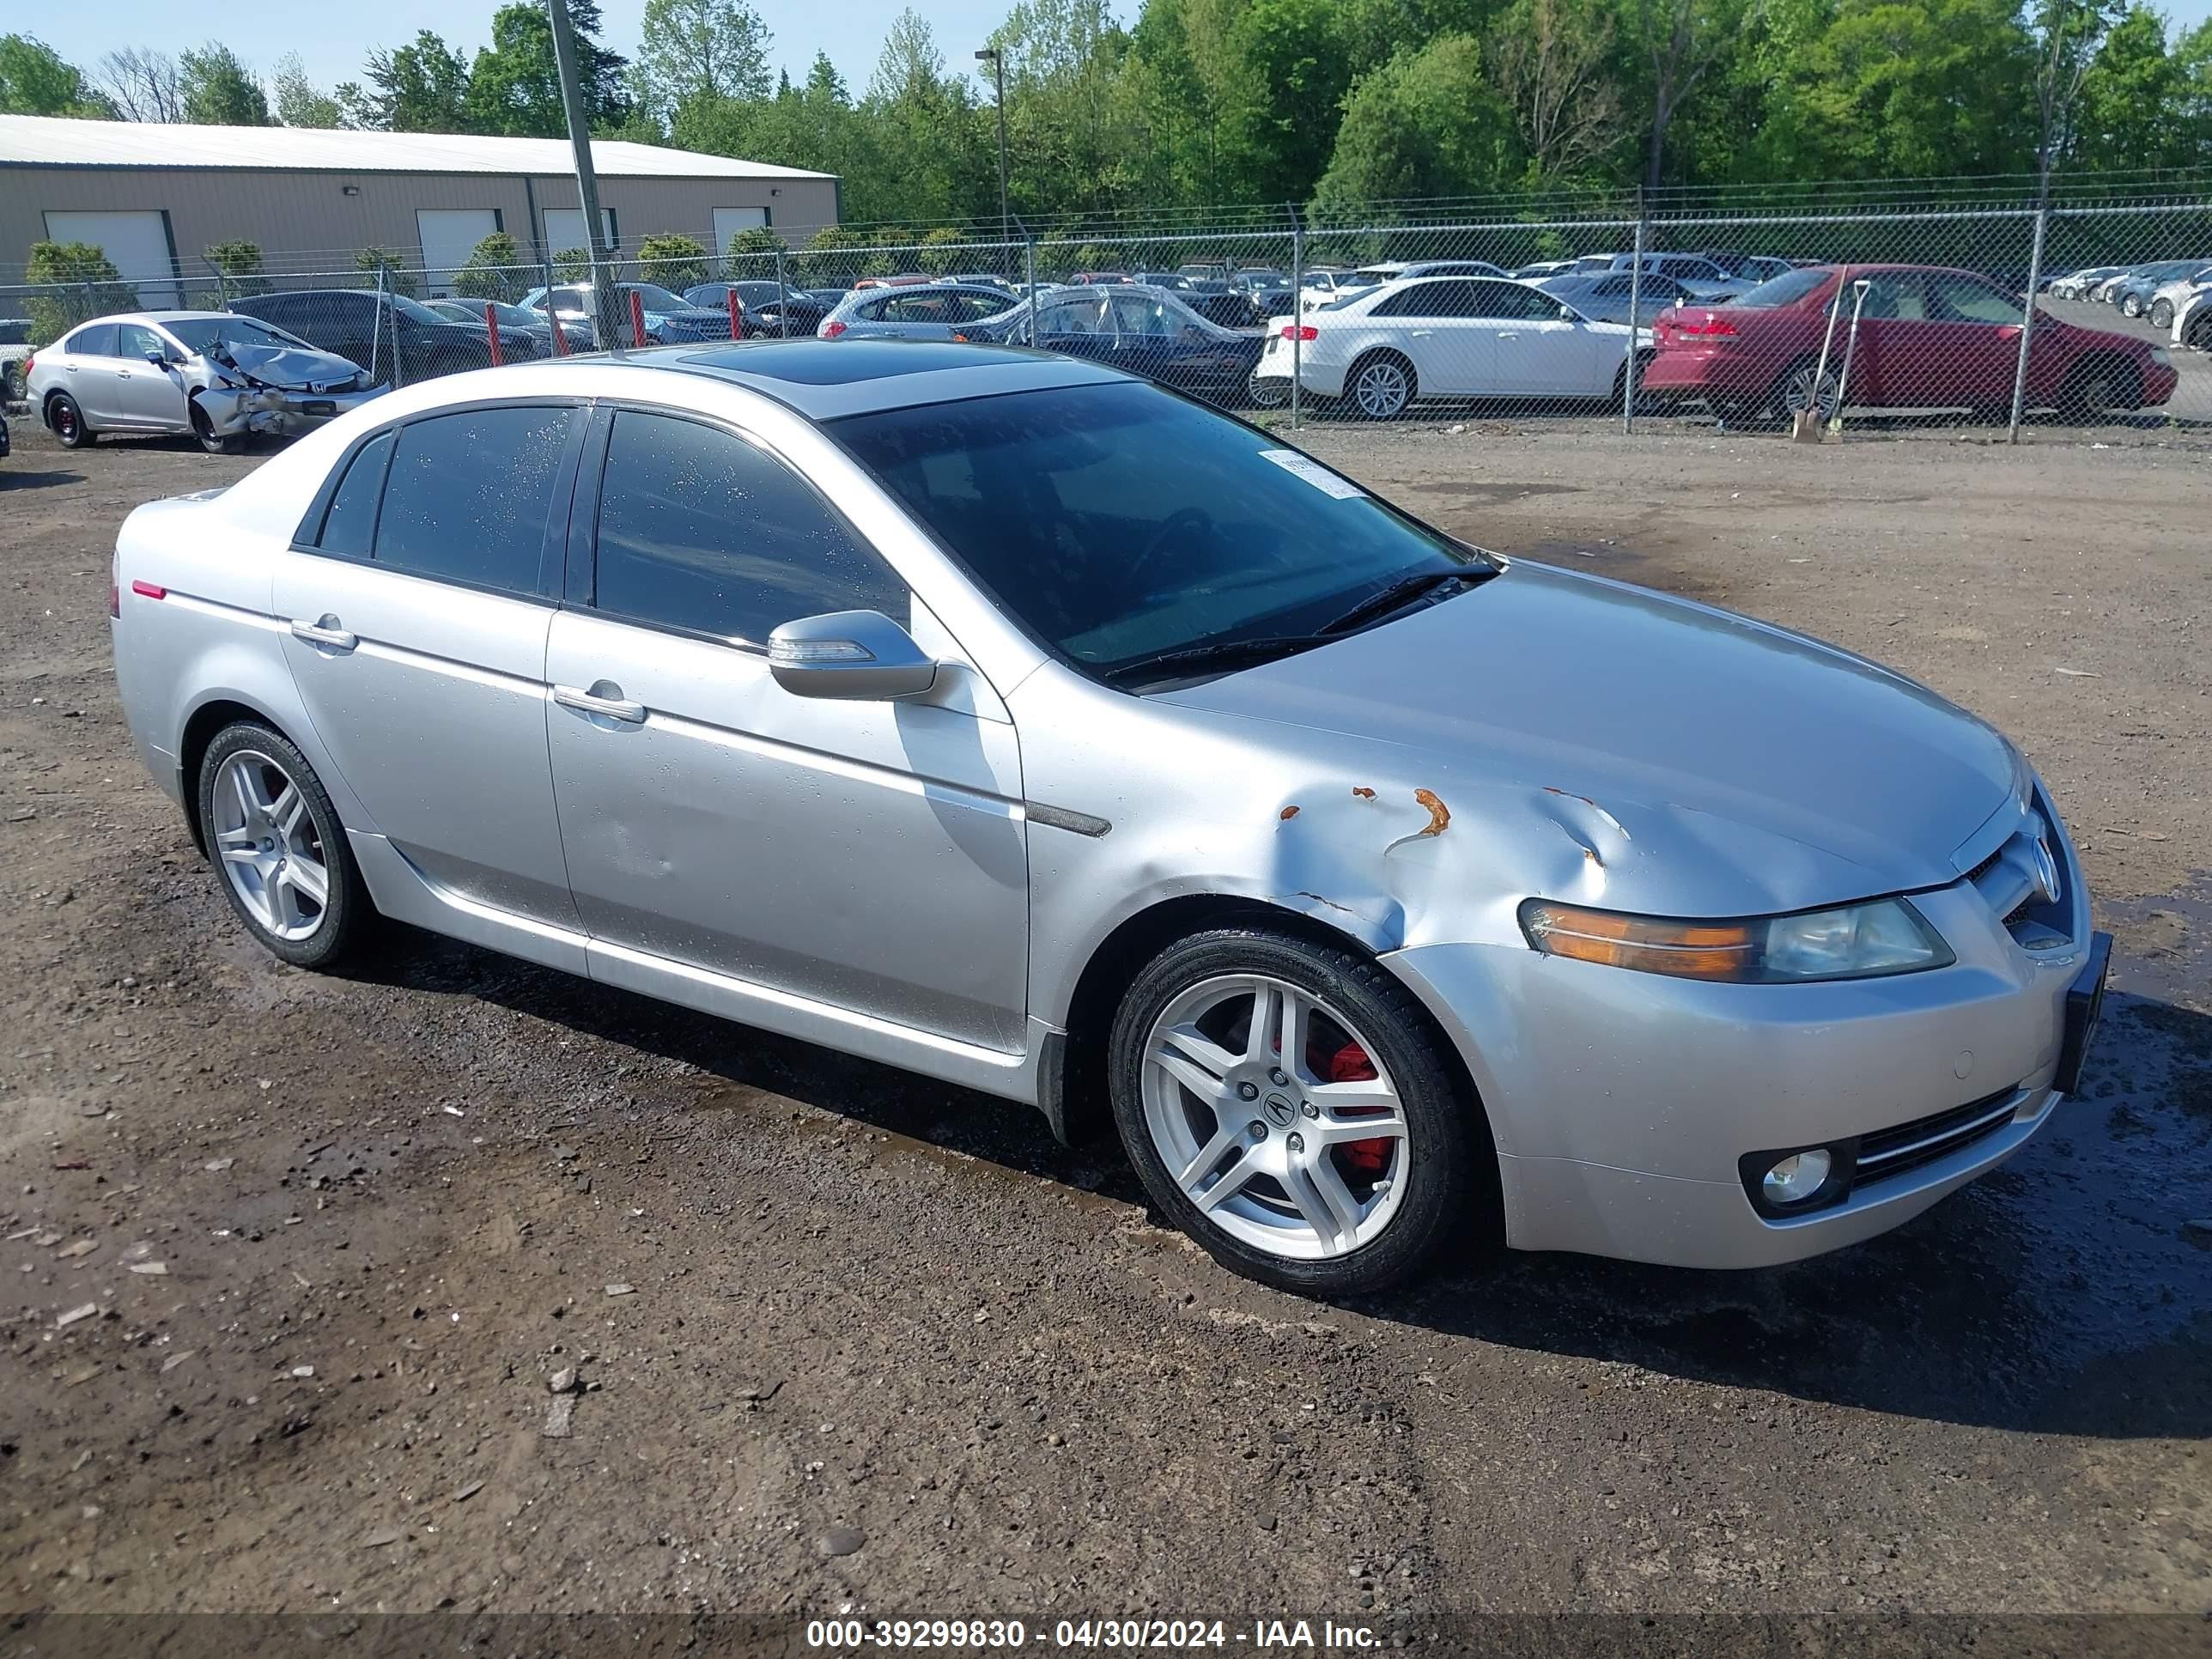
[0, 114, 839, 301]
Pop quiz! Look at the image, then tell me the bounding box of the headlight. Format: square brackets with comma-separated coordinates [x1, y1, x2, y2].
[2150, 347, 2172, 366]
[1518, 896, 1953, 983]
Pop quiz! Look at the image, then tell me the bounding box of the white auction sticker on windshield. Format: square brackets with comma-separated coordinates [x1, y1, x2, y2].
[1257, 448, 1367, 500]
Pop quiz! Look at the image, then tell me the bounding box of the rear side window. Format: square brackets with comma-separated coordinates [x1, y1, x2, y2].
[316, 429, 395, 556]
[1736, 267, 1834, 308]
[372, 407, 576, 592]
[590, 410, 906, 647]
[64, 323, 118, 356]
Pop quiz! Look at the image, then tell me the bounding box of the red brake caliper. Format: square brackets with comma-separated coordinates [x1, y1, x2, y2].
[1328, 1042, 1393, 1178]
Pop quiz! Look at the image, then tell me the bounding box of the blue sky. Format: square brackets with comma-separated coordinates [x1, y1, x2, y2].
[31, 0, 2212, 113]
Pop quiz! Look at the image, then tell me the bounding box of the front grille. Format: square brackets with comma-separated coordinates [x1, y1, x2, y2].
[1855, 1087, 2022, 1188]
[1966, 791, 2073, 950]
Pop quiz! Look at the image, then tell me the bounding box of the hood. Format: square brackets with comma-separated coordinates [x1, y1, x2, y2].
[207, 342, 362, 391]
[1161, 562, 2020, 913]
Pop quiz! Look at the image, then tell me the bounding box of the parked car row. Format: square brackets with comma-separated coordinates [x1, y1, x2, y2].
[2045, 258, 2212, 323]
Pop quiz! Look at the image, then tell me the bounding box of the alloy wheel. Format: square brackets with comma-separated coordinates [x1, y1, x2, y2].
[1783, 362, 1842, 421]
[1139, 974, 1410, 1261]
[210, 749, 332, 942]
[1352, 359, 1412, 420]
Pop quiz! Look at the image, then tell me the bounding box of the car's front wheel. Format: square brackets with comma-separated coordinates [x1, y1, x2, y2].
[197, 722, 369, 969]
[190, 402, 245, 455]
[1108, 927, 1486, 1296]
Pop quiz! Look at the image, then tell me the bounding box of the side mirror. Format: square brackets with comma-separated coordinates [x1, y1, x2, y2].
[1559, 305, 1578, 322]
[768, 610, 938, 701]
[145, 349, 170, 366]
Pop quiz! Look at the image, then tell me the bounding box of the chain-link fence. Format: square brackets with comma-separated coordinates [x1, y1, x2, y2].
[5, 195, 2208, 440]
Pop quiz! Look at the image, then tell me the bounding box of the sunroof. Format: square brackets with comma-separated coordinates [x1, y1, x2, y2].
[679, 339, 1030, 386]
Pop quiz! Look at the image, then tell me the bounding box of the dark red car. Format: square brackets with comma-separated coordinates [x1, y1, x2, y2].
[1644, 263, 2178, 422]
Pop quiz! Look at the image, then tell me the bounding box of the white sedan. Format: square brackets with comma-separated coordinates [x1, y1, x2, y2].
[1253, 276, 1649, 419]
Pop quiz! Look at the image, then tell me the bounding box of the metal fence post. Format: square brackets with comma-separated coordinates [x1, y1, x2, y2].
[1024, 236, 1038, 347]
[2008, 201, 2051, 444]
[1288, 205, 1304, 431]
[775, 246, 789, 338]
[1622, 197, 1646, 435]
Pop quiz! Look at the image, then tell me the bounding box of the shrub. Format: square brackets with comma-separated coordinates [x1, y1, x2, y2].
[204, 240, 269, 299]
[23, 241, 137, 347]
[635, 232, 708, 292]
[450, 230, 527, 303]
[791, 225, 864, 287]
[917, 227, 967, 277]
[354, 246, 418, 298]
[551, 246, 592, 283]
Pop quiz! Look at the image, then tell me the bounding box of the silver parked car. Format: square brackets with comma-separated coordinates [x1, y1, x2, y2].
[817, 283, 1018, 341]
[109, 342, 2109, 1296]
[27, 311, 381, 453]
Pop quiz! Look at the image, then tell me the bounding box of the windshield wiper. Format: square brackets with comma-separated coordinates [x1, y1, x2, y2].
[1319, 568, 1488, 637]
[1099, 635, 1326, 690]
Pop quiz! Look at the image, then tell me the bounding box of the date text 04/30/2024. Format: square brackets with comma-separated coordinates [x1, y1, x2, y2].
[805, 1618, 1382, 1649]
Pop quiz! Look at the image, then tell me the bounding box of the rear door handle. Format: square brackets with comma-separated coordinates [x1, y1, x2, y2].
[554, 683, 647, 725]
[289, 617, 357, 650]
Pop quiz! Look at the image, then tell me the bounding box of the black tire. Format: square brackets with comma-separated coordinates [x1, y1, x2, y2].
[195, 722, 371, 970]
[2, 361, 25, 404]
[1244, 368, 1290, 410]
[2057, 358, 2143, 422]
[2187, 312, 2212, 353]
[1771, 355, 1841, 423]
[2149, 299, 2173, 331]
[47, 392, 94, 448]
[2121, 293, 2143, 319]
[1107, 927, 1490, 1297]
[1344, 351, 1415, 421]
[190, 402, 245, 456]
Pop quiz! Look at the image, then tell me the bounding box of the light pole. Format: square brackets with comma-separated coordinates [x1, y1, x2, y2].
[975, 46, 1010, 256]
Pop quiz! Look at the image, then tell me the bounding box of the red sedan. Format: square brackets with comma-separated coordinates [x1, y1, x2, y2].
[1644, 263, 2178, 422]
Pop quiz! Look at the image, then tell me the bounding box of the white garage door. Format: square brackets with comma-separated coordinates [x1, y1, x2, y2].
[712, 206, 769, 254]
[542, 208, 616, 258]
[416, 209, 501, 295]
[43, 210, 179, 308]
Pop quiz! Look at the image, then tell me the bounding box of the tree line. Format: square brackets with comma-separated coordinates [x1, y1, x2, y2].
[4, 0, 2212, 237]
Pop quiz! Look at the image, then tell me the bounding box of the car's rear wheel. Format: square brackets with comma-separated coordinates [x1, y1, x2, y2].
[197, 723, 369, 969]
[190, 402, 245, 456]
[1346, 352, 1415, 421]
[1776, 356, 1843, 422]
[1244, 369, 1290, 410]
[47, 392, 93, 447]
[1108, 927, 1486, 1296]
[2058, 358, 2142, 422]
[2149, 298, 2174, 331]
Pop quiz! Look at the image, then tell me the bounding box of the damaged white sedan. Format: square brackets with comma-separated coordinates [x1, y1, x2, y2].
[27, 311, 383, 455]
[110, 343, 2109, 1297]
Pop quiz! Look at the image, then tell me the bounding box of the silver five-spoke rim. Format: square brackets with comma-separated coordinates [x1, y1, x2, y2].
[210, 750, 330, 942]
[1353, 361, 1410, 419]
[1141, 974, 1410, 1262]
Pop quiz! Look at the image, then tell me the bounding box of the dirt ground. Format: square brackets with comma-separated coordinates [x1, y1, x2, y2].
[1, 414, 2207, 1647]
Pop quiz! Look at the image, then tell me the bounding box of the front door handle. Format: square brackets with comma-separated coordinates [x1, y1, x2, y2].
[289, 616, 356, 650]
[554, 682, 647, 725]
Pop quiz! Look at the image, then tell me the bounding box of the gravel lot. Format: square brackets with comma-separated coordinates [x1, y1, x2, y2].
[1, 415, 2207, 1641]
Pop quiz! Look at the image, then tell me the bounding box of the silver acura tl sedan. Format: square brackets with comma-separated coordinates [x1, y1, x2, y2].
[107, 340, 2110, 1297]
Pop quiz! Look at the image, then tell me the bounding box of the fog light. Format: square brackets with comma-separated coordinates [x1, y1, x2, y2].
[1761, 1149, 1832, 1206]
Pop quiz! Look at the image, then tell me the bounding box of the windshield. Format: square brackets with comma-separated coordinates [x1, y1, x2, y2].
[1734, 267, 1836, 307]
[168, 316, 313, 355]
[393, 294, 449, 325]
[831, 381, 1491, 684]
[623, 283, 689, 311]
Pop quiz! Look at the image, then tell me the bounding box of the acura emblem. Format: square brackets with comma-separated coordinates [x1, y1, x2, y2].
[2027, 832, 2060, 906]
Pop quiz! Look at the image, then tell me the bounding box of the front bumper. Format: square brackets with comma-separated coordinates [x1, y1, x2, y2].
[195, 381, 386, 439]
[1382, 825, 2100, 1269]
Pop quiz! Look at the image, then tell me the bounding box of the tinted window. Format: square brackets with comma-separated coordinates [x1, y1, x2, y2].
[1469, 281, 1553, 319]
[374, 407, 575, 592]
[1736, 267, 1834, 308]
[592, 411, 905, 647]
[317, 429, 395, 556]
[64, 324, 117, 356]
[832, 381, 1488, 682]
[1373, 281, 1471, 318]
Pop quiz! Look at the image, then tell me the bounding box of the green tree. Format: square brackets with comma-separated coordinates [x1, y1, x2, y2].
[1486, 0, 1630, 184]
[24, 241, 136, 346]
[1221, 0, 1355, 204]
[2073, 6, 2187, 170]
[1312, 34, 1522, 210]
[2179, 20, 2212, 166]
[356, 245, 419, 298]
[179, 41, 270, 125]
[0, 33, 106, 116]
[636, 231, 710, 289]
[271, 52, 343, 127]
[1627, 0, 1766, 188]
[792, 224, 866, 284]
[630, 0, 773, 129]
[466, 0, 628, 137]
[452, 229, 528, 301]
[204, 239, 269, 297]
[917, 226, 969, 274]
[345, 31, 471, 131]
